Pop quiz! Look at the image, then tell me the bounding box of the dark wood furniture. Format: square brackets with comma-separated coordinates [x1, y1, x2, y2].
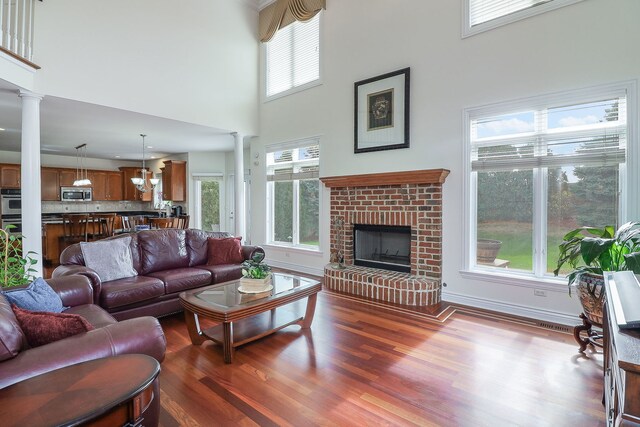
[603, 273, 640, 426]
[574, 312, 603, 352]
[161, 160, 186, 202]
[59, 213, 89, 252]
[89, 212, 117, 239]
[180, 272, 321, 363]
[0, 354, 160, 427]
[149, 217, 176, 229]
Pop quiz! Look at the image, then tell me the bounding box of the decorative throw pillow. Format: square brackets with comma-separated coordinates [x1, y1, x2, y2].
[80, 235, 138, 282]
[11, 305, 94, 347]
[3, 277, 65, 313]
[207, 237, 244, 265]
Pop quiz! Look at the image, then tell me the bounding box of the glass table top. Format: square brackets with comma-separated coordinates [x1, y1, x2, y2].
[191, 272, 320, 309]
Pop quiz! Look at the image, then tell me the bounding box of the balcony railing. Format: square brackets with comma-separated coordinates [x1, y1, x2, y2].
[1, 0, 37, 66]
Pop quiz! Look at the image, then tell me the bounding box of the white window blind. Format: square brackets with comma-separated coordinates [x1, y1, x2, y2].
[464, 0, 583, 37]
[471, 96, 627, 172]
[266, 13, 320, 98]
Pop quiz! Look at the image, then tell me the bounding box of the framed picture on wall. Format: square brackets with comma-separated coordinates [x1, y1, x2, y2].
[354, 68, 410, 154]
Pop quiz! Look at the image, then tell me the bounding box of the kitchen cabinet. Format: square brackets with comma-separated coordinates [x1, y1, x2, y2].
[0, 164, 21, 188]
[59, 169, 77, 187]
[41, 168, 60, 200]
[89, 171, 107, 200]
[161, 160, 186, 202]
[106, 172, 123, 201]
[119, 167, 152, 202]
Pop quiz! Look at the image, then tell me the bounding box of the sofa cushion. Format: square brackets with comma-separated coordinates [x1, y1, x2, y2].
[0, 294, 26, 361]
[207, 237, 244, 265]
[100, 276, 165, 310]
[186, 229, 233, 266]
[63, 304, 118, 329]
[196, 264, 244, 284]
[138, 229, 190, 275]
[147, 268, 212, 294]
[12, 305, 94, 348]
[3, 277, 65, 313]
[80, 235, 138, 283]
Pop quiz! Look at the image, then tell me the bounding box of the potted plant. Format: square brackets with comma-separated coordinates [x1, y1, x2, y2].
[554, 221, 640, 325]
[0, 226, 38, 288]
[240, 252, 272, 293]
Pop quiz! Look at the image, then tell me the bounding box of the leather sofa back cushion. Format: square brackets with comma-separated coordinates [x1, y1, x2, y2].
[80, 236, 138, 282]
[207, 237, 244, 265]
[139, 229, 190, 275]
[12, 305, 94, 347]
[187, 229, 233, 266]
[0, 294, 26, 361]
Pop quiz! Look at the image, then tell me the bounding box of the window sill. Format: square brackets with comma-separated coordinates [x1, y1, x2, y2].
[459, 268, 568, 293]
[263, 79, 323, 103]
[264, 243, 323, 257]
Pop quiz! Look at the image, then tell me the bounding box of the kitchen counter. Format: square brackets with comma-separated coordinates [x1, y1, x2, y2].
[41, 211, 163, 224]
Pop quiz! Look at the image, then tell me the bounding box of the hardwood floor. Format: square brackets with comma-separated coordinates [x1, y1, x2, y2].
[157, 290, 605, 426]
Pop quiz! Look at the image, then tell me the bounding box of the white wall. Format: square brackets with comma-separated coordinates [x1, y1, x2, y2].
[32, 0, 259, 135]
[252, 0, 640, 323]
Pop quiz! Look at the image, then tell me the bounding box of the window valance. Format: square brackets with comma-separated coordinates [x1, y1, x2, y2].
[259, 0, 325, 42]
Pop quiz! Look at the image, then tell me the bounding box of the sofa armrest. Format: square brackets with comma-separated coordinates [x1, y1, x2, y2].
[46, 275, 93, 307]
[0, 316, 166, 389]
[242, 245, 265, 261]
[51, 265, 102, 304]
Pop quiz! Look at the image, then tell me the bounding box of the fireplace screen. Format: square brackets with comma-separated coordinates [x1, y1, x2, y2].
[353, 224, 411, 273]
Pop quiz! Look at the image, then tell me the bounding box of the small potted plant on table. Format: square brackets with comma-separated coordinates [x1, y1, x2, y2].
[239, 252, 272, 293]
[554, 221, 640, 351]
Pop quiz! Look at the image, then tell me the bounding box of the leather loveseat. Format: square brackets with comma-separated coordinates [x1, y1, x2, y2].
[53, 229, 264, 320]
[0, 275, 166, 424]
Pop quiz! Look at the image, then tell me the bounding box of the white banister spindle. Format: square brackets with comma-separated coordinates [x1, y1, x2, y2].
[0, 0, 36, 62]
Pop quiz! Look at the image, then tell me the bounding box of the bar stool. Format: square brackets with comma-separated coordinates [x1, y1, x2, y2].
[120, 215, 147, 232]
[88, 213, 117, 240]
[59, 214, 89, 252]
[148, 217, 176, 229]
[176, 215, 190, 229]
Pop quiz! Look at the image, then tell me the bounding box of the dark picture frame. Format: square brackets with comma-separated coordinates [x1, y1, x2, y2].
[354, 68, 410, 154]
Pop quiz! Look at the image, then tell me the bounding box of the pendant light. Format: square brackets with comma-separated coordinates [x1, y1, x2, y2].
[72, 143, 91, 186]
[131, 134, 160, 192]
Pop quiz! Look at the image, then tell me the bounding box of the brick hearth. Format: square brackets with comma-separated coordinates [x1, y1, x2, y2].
[321, 169, 449, 307]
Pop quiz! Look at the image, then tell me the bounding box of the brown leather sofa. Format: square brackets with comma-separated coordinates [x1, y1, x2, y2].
[0, 275, 166, 425]
[53, 229, 264, 320]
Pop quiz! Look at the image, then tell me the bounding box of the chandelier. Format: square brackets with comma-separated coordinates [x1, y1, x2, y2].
[73, 143, 91, 186]
[131, 134, 159, 193]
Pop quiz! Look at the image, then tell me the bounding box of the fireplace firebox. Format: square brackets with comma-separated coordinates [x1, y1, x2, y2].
[353, 224, 411, 273]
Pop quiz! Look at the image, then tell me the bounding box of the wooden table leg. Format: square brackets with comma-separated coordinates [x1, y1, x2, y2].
[184, 309, 206, 345]
[300, 293, 318, 329]
[222, 322, 234, 364]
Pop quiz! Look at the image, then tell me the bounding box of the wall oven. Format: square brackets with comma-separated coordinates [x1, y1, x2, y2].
[61, 186, 92, 202]
[0, 189, 21, 234]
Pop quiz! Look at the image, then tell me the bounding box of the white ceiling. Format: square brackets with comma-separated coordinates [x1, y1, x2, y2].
[0, 79, 237, 161]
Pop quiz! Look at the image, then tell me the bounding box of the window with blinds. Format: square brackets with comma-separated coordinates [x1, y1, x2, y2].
[266, 140, 320, 249]
[265, 13, 321, 99]
[465, 83, 633, 280]
[463, 0, 583, 37]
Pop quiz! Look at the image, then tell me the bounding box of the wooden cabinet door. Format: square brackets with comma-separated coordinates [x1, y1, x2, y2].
[120, 167, 152, 201]
[41, 168, 60, 200]
[59, 169, 77, 187]
[0, 164, 21, 188]
[89, 171, 108, 201]
[162, 160, 186, 202]
[106, 172, 123, 200]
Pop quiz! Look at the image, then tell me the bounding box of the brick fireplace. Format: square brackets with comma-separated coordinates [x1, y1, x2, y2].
[321, 169, 449, 307]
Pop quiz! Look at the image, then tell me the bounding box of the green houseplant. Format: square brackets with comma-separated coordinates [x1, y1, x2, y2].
[1, 226, 38, 288]
[241, 252, 271, 280]
[554, 221, 640, 325]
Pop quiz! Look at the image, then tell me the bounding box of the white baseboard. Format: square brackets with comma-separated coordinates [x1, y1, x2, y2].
[267, 259, 324, 278]
[442, 290, 579, 326]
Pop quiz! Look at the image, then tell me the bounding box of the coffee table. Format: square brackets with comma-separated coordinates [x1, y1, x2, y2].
[179, 272, 321, 363]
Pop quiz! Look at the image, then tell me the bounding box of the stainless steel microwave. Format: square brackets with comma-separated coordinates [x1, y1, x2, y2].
[60, 186, 92, 202]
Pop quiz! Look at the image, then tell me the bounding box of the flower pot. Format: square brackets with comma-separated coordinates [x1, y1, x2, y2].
[239, 274, 272, 293]
[477, 239, 502, 263]
[574, 272, 605, 325]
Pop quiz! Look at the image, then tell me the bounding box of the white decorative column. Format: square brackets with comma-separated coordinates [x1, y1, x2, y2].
[18, 90, 44, 277]
[233, 132, 246, 239]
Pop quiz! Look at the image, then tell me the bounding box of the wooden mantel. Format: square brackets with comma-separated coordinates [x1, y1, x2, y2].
[320, 169, 450, 188]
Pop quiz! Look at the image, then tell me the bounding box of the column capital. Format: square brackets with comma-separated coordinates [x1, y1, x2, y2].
[18, 89, 44, 101]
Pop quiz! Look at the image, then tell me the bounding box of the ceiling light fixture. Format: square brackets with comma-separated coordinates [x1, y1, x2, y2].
[73, 143, 92, 186]
[131, 134, 159, 193]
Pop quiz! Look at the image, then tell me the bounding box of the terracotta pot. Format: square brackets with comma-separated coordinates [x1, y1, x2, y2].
[574, 272, 605, 325]
[477, 239, 502, 263]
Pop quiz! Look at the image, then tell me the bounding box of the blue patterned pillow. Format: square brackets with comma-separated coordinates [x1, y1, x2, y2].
[3, 277, 65, 313]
